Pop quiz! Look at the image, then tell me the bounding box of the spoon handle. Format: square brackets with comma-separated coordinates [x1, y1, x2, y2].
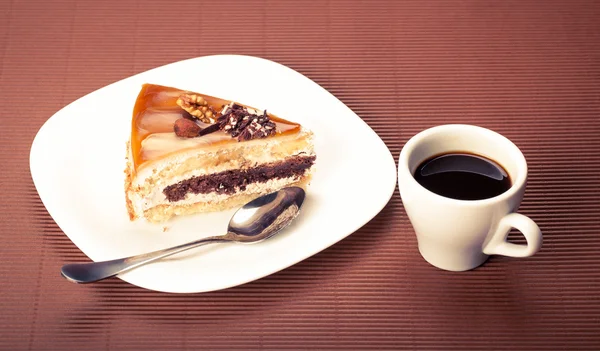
[61, 234, 232, 284]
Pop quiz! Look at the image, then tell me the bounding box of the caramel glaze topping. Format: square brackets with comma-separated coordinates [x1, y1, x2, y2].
[131, 84, 301, 172]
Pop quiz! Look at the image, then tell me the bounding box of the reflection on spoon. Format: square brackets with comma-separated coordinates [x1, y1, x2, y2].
[61, 187, 306, 284]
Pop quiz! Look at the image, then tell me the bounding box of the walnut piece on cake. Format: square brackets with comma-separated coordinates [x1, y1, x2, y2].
[176, 93, 215, 123]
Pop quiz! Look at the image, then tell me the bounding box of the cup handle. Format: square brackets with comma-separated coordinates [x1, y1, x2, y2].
[483, 213, 542, 257]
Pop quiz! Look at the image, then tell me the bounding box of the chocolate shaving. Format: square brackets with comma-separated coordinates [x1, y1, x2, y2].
[215, 105, 276, 141]
[198, 123, 220, 136]
[182, 103, 278, 141]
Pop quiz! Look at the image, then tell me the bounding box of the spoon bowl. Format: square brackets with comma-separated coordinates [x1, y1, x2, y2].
[228, 186, 305, 242]
[61, 187, 306, 284]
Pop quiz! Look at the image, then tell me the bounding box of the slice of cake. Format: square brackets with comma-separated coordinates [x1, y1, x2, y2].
[125, 84, 316, 222]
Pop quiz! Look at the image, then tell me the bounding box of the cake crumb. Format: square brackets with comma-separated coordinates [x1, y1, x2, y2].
[162, 226, 169, 232]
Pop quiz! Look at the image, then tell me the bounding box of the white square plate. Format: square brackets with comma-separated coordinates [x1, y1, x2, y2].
[30, 55, 397, 293]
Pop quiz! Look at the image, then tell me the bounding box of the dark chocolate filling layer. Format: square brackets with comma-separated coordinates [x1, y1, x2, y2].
[163, 155, 316, 202]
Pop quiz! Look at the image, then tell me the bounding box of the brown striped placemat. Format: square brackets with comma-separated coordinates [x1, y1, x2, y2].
[1, 0, 599, 349]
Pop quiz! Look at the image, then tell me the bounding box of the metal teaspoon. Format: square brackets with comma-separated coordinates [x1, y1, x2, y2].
[61, 186, 306, 284]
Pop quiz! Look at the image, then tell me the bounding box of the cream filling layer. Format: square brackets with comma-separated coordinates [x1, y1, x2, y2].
[133, 128, 314, 189]
[140, 131, 231, 161]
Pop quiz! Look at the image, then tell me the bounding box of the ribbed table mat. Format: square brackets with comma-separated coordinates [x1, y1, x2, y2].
[1, 0, 599, 350]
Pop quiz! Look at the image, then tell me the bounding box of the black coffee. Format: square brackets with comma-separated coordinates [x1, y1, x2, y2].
[414, 153, 511, 200]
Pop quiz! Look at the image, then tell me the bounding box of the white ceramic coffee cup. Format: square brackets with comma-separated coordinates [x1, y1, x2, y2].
[398, 124, 542, 271]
